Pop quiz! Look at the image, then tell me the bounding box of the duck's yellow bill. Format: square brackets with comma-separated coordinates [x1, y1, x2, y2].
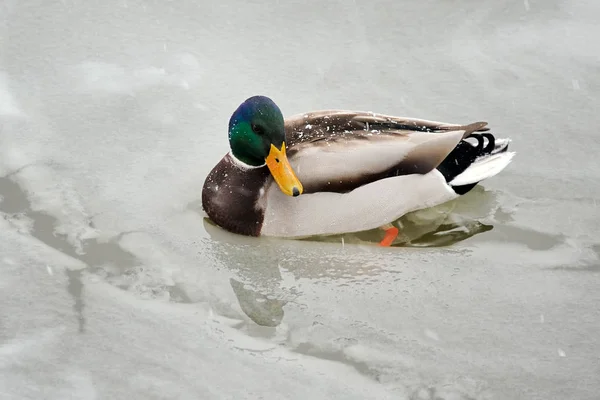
[266, 142, 303, 197]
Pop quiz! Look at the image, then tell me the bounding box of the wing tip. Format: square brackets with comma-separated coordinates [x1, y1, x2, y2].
[459, 121, 489, 138]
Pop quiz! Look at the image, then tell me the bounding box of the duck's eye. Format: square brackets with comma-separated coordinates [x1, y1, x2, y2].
[251, 124, 264, 135]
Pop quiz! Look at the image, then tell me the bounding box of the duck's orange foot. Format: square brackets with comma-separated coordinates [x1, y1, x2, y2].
[379, 225, 399, 247]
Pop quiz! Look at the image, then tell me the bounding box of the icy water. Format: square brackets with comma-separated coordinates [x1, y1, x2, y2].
[1, 0, 600, 399]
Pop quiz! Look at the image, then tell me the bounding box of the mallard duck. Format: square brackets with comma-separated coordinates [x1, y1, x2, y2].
[202, 96, 514, 246]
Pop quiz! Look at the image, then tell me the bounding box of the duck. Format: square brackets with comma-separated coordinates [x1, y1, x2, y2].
[202, 95, 515, 246]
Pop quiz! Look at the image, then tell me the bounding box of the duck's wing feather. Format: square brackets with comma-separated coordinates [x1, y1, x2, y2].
[284, 110, 487, 194]
[285, 110, 489, 146]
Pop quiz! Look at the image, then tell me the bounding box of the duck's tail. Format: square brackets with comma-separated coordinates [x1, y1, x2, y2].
[436, 132, 515, 195]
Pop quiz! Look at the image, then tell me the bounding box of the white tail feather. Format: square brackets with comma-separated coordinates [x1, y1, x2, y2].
[449, 151, 516, 186]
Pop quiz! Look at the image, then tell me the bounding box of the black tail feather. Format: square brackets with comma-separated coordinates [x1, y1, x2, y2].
[437, 132, 508, 195]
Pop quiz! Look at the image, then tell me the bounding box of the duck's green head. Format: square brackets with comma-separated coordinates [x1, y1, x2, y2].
[228, 95, 303, 197]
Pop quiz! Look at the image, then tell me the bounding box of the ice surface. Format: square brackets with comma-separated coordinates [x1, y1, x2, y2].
[2, 0, 600, 399]
[0, 222, 397, 400]
[0, 72, 25, 118]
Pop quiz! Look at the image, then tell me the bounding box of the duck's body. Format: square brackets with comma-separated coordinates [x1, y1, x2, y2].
[202, 97, 514, 243]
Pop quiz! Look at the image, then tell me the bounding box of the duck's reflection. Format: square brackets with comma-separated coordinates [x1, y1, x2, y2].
[202, 188, 501, 327]
[229, 278, 286, 327]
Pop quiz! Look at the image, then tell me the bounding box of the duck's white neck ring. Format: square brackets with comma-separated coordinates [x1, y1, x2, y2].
[228, 151, 266, 169]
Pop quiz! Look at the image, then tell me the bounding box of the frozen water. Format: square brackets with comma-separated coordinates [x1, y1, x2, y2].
[2, 0, 600, 399]
[0, 221, 397, 400]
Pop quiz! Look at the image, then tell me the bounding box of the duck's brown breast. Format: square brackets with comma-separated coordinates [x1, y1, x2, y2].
[201, 154, 270, 237]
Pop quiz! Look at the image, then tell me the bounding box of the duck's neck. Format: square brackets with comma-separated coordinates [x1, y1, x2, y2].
[228, 151, 266, 169]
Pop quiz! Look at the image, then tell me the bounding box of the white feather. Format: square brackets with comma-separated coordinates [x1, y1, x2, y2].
[449, 152, 516, 186]
[260, 169, 458, 238]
